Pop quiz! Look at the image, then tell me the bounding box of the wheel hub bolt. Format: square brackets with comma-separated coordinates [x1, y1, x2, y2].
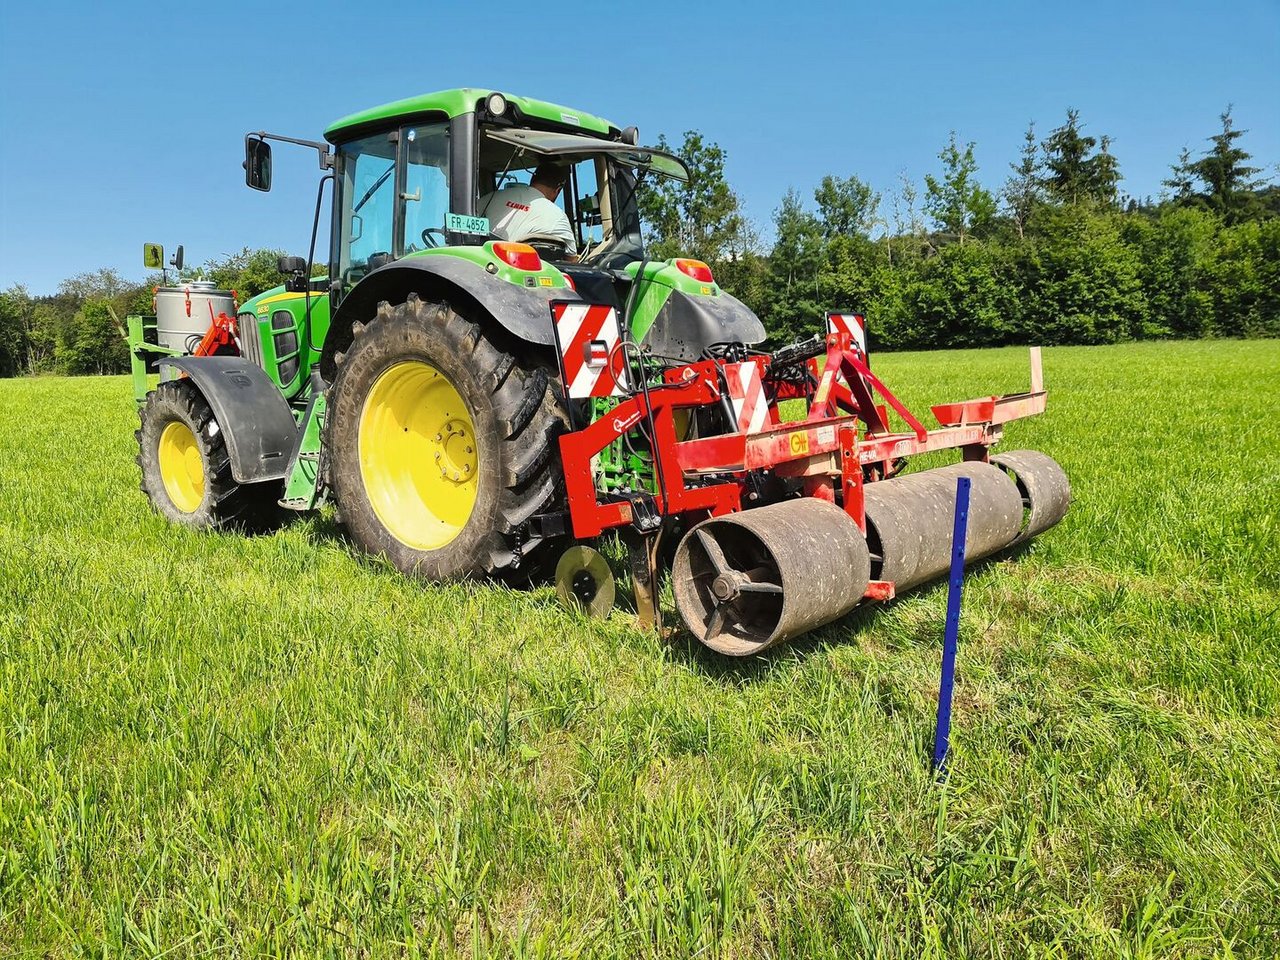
[711, 574, 739, 602]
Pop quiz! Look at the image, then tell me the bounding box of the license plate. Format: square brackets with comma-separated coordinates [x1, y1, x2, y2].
[446, 212, 490, 236]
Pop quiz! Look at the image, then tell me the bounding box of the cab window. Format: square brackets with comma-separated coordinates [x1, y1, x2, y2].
[401, 124, 450, 252]
[337, 132, 397, 282]
[336, 121, 450, 283]
[566, 157, 607, 256]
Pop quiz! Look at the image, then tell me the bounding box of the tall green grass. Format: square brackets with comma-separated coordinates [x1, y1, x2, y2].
[1, 340, 1277, 957]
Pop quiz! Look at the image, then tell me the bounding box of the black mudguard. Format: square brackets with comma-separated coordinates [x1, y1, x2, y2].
[159, 357, 298, 484]
[321, 256, 582, 381]
[643, 289, 767, 361]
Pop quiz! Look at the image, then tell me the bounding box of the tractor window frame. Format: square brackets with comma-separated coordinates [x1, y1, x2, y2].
[334, 129, 400, 286]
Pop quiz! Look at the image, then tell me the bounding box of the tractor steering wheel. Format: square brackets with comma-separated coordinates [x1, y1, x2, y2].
[421, 228, 448, 248]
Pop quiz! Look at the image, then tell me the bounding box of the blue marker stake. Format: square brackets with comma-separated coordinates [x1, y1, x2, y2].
[933, 476, 971, 779]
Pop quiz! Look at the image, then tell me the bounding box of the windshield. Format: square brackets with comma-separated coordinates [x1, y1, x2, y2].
[336, 122, 449, 283]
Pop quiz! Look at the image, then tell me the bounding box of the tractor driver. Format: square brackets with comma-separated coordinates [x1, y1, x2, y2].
[480, 163, 578, 257]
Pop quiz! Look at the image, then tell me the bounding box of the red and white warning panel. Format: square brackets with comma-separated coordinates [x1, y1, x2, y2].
[826, 312, 867, 356]
[551, 301, 630, 399]
[725, 360, 769, 434]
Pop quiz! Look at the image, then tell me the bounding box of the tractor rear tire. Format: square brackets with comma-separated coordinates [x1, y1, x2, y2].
[136, 380, 285, 530]
[324, 295, 567, 582]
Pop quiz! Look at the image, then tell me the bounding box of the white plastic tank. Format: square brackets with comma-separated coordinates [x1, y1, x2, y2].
[154, 281, 236, 353]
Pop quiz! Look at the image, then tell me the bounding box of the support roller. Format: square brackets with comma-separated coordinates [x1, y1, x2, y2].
[991, 450, 1071, 544]
[672, 498, 871, 657]
[862, 461, 1023, 593]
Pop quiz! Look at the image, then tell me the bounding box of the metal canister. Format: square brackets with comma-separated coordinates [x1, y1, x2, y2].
[154, 281, 236, 353]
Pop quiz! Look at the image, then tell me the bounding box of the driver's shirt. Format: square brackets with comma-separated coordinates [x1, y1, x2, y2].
[479, 184, 577, 254]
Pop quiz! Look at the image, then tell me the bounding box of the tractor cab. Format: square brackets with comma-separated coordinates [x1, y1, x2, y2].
[327, 99, 689, 308]
[239, 89, 764, 378]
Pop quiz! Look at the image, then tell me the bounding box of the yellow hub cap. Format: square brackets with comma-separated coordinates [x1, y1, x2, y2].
[358, 360, 480, 550]
[158, 421, 204, 513]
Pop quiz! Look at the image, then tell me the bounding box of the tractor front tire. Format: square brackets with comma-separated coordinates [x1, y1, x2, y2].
[136, 380, 284, 530]
[324, 295, 566, 582]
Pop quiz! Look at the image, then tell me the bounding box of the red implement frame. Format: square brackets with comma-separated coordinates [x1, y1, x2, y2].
[192, 302, 239, 358]
[555, 322, 1047, 599]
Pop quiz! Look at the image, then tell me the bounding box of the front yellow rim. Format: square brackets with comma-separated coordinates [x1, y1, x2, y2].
[158, 421, 204, 513]
[358, 360, 480, 550]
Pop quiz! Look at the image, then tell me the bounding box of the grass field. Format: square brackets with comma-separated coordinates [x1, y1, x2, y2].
[1, 340, 1278, 958]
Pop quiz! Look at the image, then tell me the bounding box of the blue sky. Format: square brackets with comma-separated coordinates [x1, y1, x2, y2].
[1, 0, 1276, 294]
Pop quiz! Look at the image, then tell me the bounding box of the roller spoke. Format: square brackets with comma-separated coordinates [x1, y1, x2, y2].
[705, 604, 733, 641]
[737, 580, 782, 595]
[695, 528, 731, 576]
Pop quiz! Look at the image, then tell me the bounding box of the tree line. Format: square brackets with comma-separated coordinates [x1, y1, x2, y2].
[1, 105, 1275, 378]
[0, 249, 295, 378]
[642, 106, 1278, 349]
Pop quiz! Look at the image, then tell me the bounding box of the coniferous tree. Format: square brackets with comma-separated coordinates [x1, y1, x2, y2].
[1092, 136, 1122, 208]
[1163, 147, 1197, 202]
[1040, 110, 1120, 206]
[1189, 106, 1265, 224]
[1004, 122, 1043, 238]
[1041, 109, 1095, 204]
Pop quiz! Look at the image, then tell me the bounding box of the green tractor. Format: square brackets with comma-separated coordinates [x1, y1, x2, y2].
[129, 88, 765, 583]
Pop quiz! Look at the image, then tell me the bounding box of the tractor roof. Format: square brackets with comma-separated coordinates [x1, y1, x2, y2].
[324, 88, 616, 143]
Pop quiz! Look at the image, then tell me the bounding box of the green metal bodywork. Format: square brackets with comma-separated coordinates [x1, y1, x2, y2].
[124, 312, 182, 406]
[238, 286, 332, 400]
[282, 391, 326, 509]
[625, 260, 723, 344]
[405, 242, 571, 291]
[325, 88, 615, 142]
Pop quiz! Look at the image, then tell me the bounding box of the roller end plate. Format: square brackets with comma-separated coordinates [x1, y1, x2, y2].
[673, 499, 870, 656]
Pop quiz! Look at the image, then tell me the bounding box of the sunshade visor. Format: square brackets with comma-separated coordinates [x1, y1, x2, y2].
[484, 128, 690, 182]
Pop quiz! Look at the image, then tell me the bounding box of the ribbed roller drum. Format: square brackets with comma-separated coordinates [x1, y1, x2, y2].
[672, 498, 871, 656]
[991, 450, 1071, 544]
[862, 461, 1024, 593]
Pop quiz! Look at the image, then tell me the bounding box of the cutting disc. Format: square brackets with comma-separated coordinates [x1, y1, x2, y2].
[554, 545, 616, 620]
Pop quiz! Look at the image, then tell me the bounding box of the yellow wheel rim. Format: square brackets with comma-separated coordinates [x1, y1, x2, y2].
[358, 360, 480, 550]
[158, 420, 204, 513]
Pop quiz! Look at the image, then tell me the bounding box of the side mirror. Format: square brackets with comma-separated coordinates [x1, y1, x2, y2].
[143, 242, 164, 269]
[278, 255, 306, 275]
[244, 137, 272, 191]
[170, 244, 184, 272]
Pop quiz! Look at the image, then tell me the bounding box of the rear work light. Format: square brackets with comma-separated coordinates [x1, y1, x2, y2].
[492, 242, 543, 272]
[674, 258, 715, 284]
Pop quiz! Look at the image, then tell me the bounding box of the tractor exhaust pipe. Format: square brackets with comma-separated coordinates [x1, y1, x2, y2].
[672, 498, 871, 657]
